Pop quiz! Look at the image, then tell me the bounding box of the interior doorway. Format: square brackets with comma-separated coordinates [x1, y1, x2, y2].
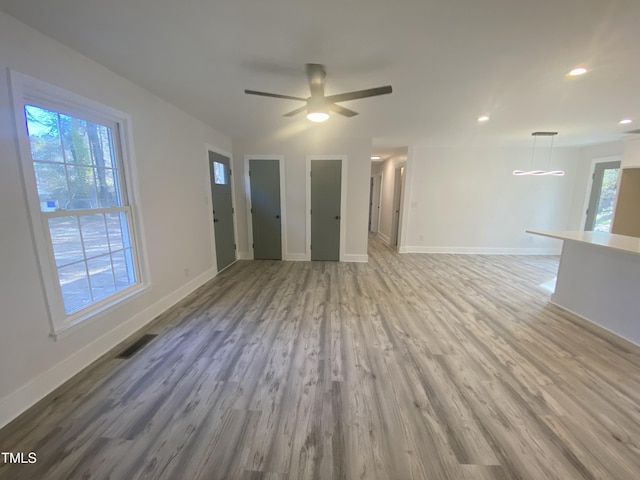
[391, 164, 405, 247]
[369, 173, 382, 233]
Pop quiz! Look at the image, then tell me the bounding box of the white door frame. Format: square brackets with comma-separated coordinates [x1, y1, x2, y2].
[391, 163, 406, 249]
[370, 172, 382, 233]
[306, 155, 347, 261]
[580, 155, 622, 231]
[243, 154, 287, 260]
[205, 144, 240, 270]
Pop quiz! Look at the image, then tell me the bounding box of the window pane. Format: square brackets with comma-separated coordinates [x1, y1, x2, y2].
[107, 211, 133, 250]
[113, 249, 136, 289]
[34, 162, 68, 210]
[594, 168, 620, 232]
[59, 262, 91, 314]
[79, 214, 109, 258]
[96, 168, 119, 207]
[60, 114, 92, 165]
[102, 128, 117, 169]
[49, 216, 84, 267]
[87, 255, 115, 302]
[25, 99, 139, 322]
[86, 121, 112, 168]
[106, 213, 124, 251]
[213, 161, 227, 184]
[24, 105, 63, 163]
[66, 165, 97, 209]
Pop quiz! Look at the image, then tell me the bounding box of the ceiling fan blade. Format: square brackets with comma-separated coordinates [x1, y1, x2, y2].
[329, 104, 358, 117]
[305, 63, 326, 97]
[244, 89, 306, 102]
[325, 85, 393, 103]
[283, 105, 308, 117]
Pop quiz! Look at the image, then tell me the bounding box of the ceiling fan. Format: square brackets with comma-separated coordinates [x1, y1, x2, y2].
[244, 63, 392, 122]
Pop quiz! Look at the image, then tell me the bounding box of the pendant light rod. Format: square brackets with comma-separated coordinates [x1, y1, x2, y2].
[514, 131, 564, 176]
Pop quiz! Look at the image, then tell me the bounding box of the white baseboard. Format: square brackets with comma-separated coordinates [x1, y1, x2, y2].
[237, 251, 252, 260]
[549, 300, 640, 348]
[402, 246, 562, 255]
[343, 254, 368, 263]
[284, 253, 308, 261]
[0, 267, 217, 430]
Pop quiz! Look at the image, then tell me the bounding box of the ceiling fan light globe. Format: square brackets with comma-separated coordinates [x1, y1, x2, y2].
[307, 111, 329, 122]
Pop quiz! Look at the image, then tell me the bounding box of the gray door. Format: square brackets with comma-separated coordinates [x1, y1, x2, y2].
[249, 159, 282, 260]
[584, 160, 621, 231]
[209, 151, 236, 271]
[311, 159, 341, 261]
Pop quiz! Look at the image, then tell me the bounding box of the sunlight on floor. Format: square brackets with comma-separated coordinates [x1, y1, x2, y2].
[539, 277, 557, 293]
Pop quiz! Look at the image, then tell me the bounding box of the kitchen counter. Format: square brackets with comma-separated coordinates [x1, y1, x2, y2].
[527, 230, 640, 346]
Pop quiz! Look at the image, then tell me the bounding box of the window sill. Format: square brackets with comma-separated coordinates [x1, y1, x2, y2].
[49, 283, 149, 341]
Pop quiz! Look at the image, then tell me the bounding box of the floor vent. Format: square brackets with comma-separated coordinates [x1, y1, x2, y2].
[116, 333, 157, 359]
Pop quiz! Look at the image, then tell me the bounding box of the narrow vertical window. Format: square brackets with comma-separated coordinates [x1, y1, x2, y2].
[213, 161, 227, 185]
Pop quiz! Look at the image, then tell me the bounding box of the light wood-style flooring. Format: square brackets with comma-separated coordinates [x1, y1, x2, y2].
[2, 235, 640, 479]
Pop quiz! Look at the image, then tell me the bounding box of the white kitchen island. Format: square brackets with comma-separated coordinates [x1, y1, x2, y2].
[527, 230, 640, 346]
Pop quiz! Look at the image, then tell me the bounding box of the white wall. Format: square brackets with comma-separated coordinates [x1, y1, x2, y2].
[400, 145, 587, 253]
[0, 12, 232, 428]
[233, 130, 371, 262]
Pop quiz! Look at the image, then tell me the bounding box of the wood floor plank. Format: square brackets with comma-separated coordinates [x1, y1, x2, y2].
[2, 235, 640, 480]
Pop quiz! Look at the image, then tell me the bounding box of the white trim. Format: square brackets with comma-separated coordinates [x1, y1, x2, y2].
[0, 265, 217, 430]
[205, 144, 239, 271]
[371, 172, 383, 233]
[390, 162, 407, 250]
[305, 155, 347, 261]
[51, 284, 146, 340]
[244, 155, 287, 260]
[237, 251, 252, 260]
[343, 254, 369, 263]
[549, 300, 640, 348]
[402, 246, 562, 255]
[399, 148, 414, 252]
[580, 155, 622, 231]
[8, 70, 149, 336]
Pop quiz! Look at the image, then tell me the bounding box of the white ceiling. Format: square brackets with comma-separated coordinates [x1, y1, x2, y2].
[2, 0, 639, 148]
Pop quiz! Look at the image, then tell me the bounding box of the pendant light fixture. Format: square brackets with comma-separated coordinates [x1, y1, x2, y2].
[513, 131, 564, 176]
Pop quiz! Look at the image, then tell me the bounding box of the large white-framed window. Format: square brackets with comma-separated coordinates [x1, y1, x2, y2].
[10, 71, 146, 338]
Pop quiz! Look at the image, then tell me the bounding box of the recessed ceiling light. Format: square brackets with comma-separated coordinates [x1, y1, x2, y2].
[619, 119, 633, 125]
[371, 156, 381, 160]
[477, 115, 490, 122]
[568, 67, 587, 76]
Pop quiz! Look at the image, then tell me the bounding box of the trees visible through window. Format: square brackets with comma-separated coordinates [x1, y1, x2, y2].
[593, 167, 620, 232]
[213, 161, 227, 185]
[24, 104, 138, 315]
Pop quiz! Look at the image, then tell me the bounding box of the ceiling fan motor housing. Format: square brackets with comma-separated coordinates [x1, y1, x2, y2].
[244, 63, 393, 119]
